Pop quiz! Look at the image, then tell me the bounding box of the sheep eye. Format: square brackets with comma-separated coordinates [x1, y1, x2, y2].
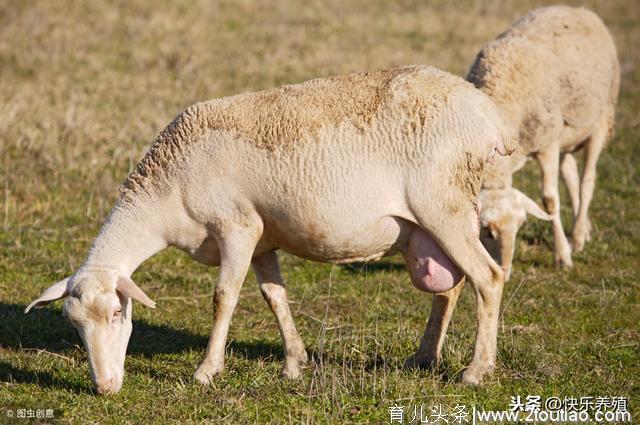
[481, 227, 495, 240]
[109, 308, 123, 325]
[110, 307, 123, 320]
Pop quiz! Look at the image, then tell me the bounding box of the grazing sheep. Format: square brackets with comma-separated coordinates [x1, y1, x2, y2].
[26, 65, 515, 393]
[467, 6, 620, 280]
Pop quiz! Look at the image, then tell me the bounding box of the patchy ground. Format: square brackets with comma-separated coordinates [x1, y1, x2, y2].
[1, 0, 638, 423]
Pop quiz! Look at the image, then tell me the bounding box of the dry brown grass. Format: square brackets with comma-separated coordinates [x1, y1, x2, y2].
[1, 0, 635, 186]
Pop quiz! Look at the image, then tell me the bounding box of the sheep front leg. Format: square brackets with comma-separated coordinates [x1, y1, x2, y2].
[252, 251, 308, 379]
[537, 146, 573, 267]
[194, 226, 261, 385]
[405, 279, 465, 370]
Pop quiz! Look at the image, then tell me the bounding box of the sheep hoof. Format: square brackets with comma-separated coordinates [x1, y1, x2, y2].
[571, 228, 591, 253]
[295, 349, 309, 364]
[461, 369, 482, 386]
[282, 361, 302, 379]
[554, 255, 573, 269]
[571, 237, 586, 253]
[571, 220, 592, 253]
[404, 353, 439, 370]
[461, 363, 493, 386]
[193, 362, 223, 385]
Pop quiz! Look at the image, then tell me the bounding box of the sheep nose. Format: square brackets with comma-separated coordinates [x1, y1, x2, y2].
[95, 376, 115, 394]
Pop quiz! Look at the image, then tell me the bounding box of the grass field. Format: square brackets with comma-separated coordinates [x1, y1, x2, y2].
[1, 0, 639, 423]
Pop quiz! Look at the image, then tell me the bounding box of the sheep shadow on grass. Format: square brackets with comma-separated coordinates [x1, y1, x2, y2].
[340, 261, 406, 275]
[0, 301, 284, 391]
[1, 301, 457, 390]
[1, 302, 280, 357]
[0, 301, 209, 356]
[0, 361, 95, 394]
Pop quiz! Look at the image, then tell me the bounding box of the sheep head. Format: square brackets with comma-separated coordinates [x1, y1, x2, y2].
[479, 188, 551, 281]
[25, 267, 155, 394]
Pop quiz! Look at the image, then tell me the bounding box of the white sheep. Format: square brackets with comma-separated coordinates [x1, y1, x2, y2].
[26, 65, 515, 392]
[467, 6, 620, 280]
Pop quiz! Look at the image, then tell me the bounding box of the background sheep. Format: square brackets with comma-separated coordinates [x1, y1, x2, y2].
[467, 6, 620, 279]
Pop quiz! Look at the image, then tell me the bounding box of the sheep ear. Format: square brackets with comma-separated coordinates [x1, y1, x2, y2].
[25, 278, 71, 313]
[116, 276, 156, 309]
[515, 189, 552, 220]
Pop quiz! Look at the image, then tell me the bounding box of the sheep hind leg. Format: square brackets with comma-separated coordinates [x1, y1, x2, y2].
[537, 145, 573, 268]
[194, 222, 262, 385]
[560, 153, 581, 219]
[410, 202, 504, 385]
[572, 116, 608, 253]
[405, 279, 465, 370]
[252, 250, 308, 379]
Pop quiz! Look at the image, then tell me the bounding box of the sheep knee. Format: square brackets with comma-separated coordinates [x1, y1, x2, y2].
[542, 196, 556, 214]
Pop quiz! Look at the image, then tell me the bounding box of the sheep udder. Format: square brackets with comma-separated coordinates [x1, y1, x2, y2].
[402, 228, 464, 293]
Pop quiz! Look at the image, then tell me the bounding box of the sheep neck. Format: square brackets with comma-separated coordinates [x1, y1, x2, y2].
[81, 197, 167, 277]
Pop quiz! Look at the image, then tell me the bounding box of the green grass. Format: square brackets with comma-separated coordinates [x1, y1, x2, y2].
[1, 0, 639, 423]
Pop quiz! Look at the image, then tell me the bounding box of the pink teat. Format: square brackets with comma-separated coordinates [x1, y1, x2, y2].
[402, 227, 464, 293]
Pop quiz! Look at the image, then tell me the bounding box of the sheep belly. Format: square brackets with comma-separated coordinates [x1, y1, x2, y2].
[402, 228, 464, 293]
